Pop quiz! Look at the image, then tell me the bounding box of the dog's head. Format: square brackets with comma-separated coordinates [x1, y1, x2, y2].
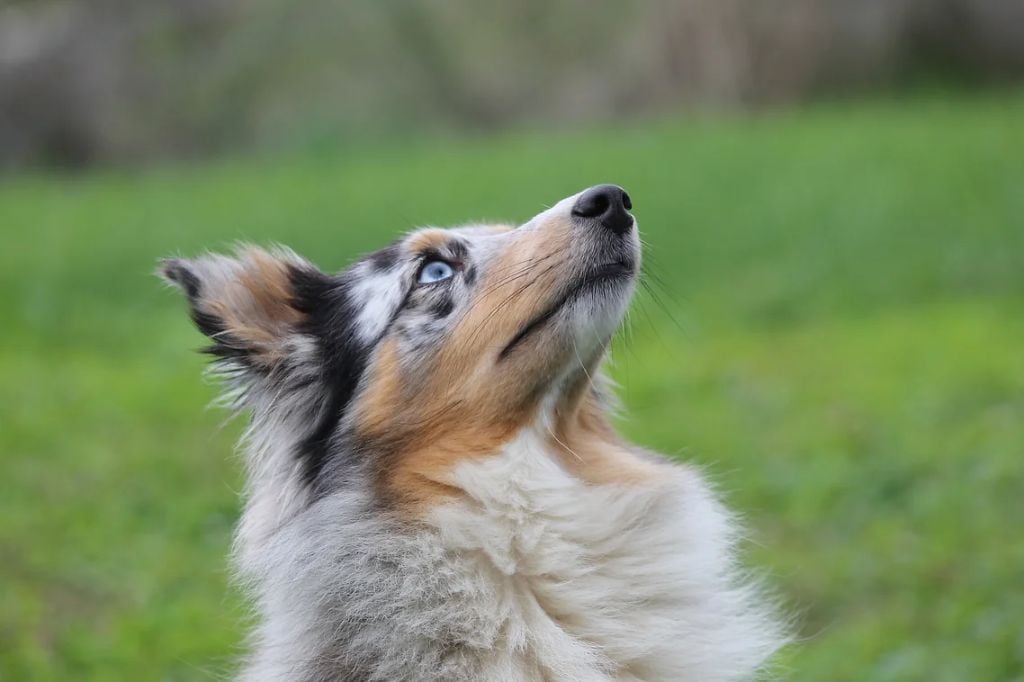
[162, 185, 640, 509]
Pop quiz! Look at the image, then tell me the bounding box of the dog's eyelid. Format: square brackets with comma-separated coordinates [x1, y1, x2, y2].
[415, 248, 466, 272]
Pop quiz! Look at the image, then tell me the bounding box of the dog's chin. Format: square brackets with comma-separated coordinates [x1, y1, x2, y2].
[499, 261, 636, 364]
[564, 273, 635, 360]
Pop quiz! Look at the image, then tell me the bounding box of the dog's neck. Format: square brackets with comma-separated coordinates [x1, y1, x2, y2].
[232, 401, 783, 681]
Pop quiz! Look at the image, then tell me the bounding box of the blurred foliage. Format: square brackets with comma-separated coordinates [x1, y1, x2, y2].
[1, 92, 1022, 679]
[1, 0, 1023, 167]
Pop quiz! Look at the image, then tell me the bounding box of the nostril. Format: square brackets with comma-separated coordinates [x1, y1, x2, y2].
[571, 184, 634, 235]
[572, 190, 610, 219]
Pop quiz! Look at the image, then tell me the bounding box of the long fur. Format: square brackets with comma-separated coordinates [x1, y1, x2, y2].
[161, 187, 787, 681]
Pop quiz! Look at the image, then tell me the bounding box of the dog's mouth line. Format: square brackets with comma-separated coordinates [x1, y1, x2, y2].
[497, 260, 634, 361]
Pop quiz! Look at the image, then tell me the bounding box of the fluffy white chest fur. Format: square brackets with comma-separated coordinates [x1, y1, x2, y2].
[240, 428, 781, 682]
[427, 429, 779, 681]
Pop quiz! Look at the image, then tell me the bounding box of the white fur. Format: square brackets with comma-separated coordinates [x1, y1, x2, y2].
[428, 428, 783, 681]
[235, 422, 784, 681]
[349, 261, 408, 343]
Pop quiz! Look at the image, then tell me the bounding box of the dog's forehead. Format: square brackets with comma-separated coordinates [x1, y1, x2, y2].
[405, 223, 514, 254]
[446, 223, 516, 239]
[362, 223, 516, 270]
[357, 223, 514, 271]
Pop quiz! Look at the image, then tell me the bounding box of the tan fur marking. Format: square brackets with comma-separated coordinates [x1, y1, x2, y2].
[357, 339, 531, 511]
[354, 338, 405, 437]
[196, 247, 305, 365]
[551, 386, 662, 487]
[406, 230, 453, 254]
[441, 217, 574, 364]
[385, 426, 520, 513]
[361, 215, 648, 514]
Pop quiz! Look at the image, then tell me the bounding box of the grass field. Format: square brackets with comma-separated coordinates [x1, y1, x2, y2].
[2, 93, 1022, 680]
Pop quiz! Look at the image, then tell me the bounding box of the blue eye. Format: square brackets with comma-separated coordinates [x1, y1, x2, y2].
[418, 260, 455, 284]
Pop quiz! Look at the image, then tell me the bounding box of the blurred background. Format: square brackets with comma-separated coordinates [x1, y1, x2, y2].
[1, 1, 1022, 680]
[3, 0, 1024, 167]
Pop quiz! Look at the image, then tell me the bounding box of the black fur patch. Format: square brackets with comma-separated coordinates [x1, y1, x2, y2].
[168, 256, 380, 491]
[170, 262, 202, 300]
[368, 242, 401, 271]
[463, 266, 477, 287]
[168, 262, 254, 366]
[448, 239, 469, 262]
[429, 296, 455, 318]
[289, 265, 371, 487]
[192, 310, 253, 365]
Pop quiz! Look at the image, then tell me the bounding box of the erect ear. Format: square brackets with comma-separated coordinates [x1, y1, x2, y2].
[159, 245, 327, 368]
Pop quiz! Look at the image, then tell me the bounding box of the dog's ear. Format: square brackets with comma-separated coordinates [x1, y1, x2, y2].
[159, 246, 328, 369]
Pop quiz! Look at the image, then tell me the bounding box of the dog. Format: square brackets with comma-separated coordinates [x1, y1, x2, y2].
[160, 185, 784, 681]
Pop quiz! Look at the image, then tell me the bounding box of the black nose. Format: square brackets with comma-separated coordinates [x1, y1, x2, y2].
[571, 184, 633, 235]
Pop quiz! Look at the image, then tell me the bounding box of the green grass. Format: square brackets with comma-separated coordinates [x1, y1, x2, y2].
[2, 93, 1022, 680]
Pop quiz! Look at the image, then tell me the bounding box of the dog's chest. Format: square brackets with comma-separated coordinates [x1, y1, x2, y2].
[245, 432, 780, 681]
[424, 433, 716, 679]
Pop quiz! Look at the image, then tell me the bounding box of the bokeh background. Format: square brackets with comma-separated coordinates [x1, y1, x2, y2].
[2, 1, 1022, 679]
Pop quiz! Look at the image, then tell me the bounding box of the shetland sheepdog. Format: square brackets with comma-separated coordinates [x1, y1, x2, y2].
[160, 185, 784, 681]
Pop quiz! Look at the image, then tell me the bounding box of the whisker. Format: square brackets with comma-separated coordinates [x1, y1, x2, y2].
[546, 423, 584, 464]
[571, 335, 596, 395]
[639, 263, 687, 335]
[462, 257, 564, 351]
